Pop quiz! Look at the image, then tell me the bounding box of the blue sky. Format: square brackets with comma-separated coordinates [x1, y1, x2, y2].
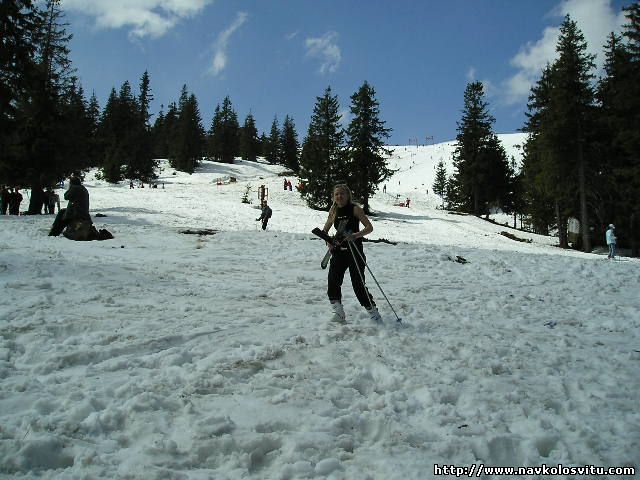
[62, 0, 632, 145]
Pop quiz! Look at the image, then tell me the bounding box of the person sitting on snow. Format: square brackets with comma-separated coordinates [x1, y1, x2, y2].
[48, 176, 93, 239]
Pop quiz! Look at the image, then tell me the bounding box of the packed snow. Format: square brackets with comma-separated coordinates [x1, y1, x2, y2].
[1, 135, 638, 479]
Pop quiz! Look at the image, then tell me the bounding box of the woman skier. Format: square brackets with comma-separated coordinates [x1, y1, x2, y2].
[321, 184, 381, 323]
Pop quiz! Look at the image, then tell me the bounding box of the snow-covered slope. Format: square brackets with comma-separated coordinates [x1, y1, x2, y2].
[1, 138, 638, 479]
[383, 133, 526, 209]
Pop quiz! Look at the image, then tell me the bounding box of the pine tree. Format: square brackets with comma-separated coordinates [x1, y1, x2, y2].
[619, 3, 640, 255]
[86, 91, 100, 166]
[124, 70, 156, 181]
[207, 105, 222, 161]
[623, 2, 640, 60]
[596, 6, 640, 255]
[240, 113, 260, 161]
[433, 160, 448, 208]
[98, 88, 123, 182]
[108, 81, 136, 182]
[280, 115, 300, 172]
[345, 81, 393, 213]
[0, 0, 40, 183]
[298, 86, 347, 210]
[151, 106, 166, 158]
[208, 96, 239, 163]
[5, 0, 78, 196]
[58, 82, 91, 175]
[265, 116, 280, 164]
[444, 176, 456, 211]
[550, 15, 597, 251]
[170, 86, 204, 173]
[521, 65, 562, 238]
[452, 81, 511, 217]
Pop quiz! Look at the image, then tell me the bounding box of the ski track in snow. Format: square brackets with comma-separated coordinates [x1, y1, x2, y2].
[1, 147, 639, 479]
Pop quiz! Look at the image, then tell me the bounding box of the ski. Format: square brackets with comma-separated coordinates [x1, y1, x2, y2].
[320, 249, 332, 269]
[313, 220, 348, 269]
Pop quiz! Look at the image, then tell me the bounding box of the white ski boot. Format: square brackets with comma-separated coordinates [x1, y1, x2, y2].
[330, 301, 346, 323]
[366, 306, 382, 324]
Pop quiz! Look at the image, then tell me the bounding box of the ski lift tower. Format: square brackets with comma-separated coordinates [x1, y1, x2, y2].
[425, 135, 434, 145]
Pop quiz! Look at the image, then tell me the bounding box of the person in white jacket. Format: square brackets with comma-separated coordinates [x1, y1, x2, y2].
[606, 224, 617, 259]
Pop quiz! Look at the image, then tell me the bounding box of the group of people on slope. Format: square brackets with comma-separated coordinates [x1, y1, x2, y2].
[0, 186, 23, 215]
[1, 186, 61, 215]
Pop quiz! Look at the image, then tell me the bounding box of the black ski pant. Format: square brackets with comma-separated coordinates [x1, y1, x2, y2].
[49, 208, 69, 236]
[327, 244, 376, 308]
[261, 218, 269, 230]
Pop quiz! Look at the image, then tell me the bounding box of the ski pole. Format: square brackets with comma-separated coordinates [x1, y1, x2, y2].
[346, 241, 376, 311]
[347, 240, 402, 323]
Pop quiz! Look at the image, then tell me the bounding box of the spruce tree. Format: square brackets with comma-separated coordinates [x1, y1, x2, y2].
[98, 88, 123, 182]
[280, 115, 300, 172]
[59, 82, 91, 175]
[452, 81, 511, 217]
[170, 86, 204, 173]
[433, 160, 448, 208]
[240, 113, 260, 161]
[298, 86, 347, 210]
[550, 15, 597, 251]
[207, 105, 222, 161]
[86, 91, 100, 166]
[8, 0, 78, 196]
[345, 81, 392, 213]
[596, 6, 640, 255]
[0, 0, 40, 183]
[104, 81, 138, 182]
[208, 96, 239, 163]
[265, 116, 280, 164]
[151, 106, 166, 158]
[521, 65, 563, 239]
[125, 70, 156, 181]
[444, 176, 456, 211]
[619, 3, 640, 255]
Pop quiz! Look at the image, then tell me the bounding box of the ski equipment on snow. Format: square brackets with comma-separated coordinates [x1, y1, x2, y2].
[314, 220, 348, 269]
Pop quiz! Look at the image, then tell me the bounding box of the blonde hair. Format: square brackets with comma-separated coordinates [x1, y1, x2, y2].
[327, 184, 361, 225]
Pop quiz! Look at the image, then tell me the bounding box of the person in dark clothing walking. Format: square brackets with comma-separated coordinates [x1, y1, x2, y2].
[49, 176, 92, 236]
[322, 184, 381, 323]
[256, 201, 272, 230]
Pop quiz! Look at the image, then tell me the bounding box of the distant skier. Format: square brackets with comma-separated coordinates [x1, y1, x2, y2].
[606, 224, 617, 259]
[321, 184, 381, 324]
[256, 201, 272, 230]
